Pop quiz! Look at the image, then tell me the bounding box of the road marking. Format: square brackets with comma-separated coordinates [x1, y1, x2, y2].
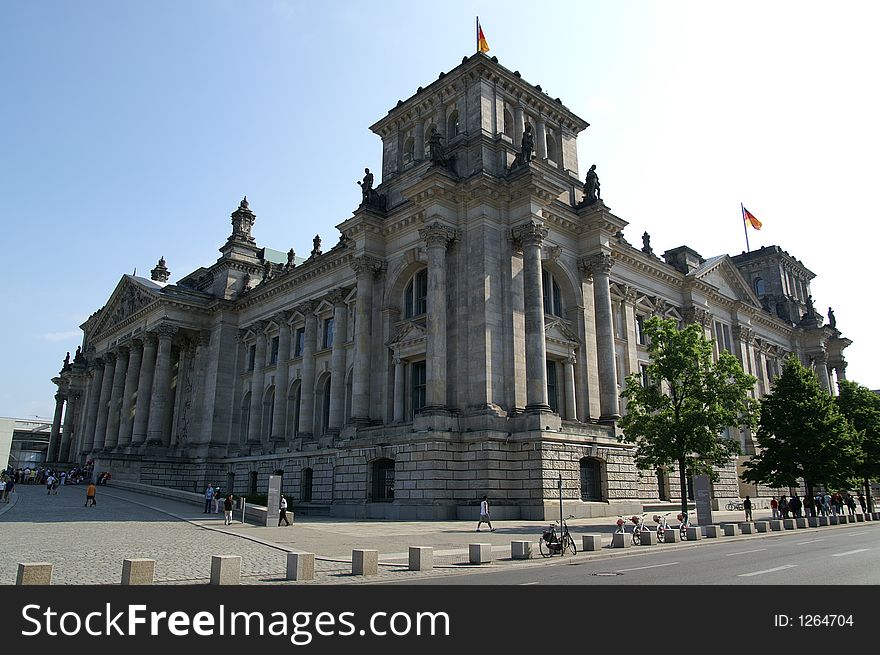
[615, 562, 679, 572]
[519, 581, 540, 585]
[796, 539, 825, 545]
[725, 548, 767, 557]
[845, 531, 870, 537]
[738, 564, 797, 577]
[831, 549, 869, 557]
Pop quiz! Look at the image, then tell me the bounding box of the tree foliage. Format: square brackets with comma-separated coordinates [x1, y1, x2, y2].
[835, 380, 880, 510]
[742, 358, 859, 495]
[619, 317, 757, 516]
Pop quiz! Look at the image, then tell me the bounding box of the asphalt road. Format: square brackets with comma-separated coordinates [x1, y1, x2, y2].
[392, 521, 880, 585]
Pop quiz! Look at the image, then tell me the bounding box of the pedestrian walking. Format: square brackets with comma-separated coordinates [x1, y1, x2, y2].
[846, 493, 856, 516]
[789, 495, 802, 519]
[212, 488, 221, 514]
[743, 495, 753, 522]
[85, 482, 97, 507]
[224, 494, 234, 525]
[823, 492, 832, 516]
[858, 492, 868, 514]
[770, 496, 779, 519]
[4, 477, 13, 502]
[779, 495, 789, 519]
[476, 495, 495, 532]
[45, 474, 56, 495]
[204, 484, 215, 513]
[278, 495, 290, 526]
[0, 478, 6, 503]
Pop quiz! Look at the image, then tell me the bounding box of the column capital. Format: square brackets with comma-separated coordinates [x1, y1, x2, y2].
[511, 220, 548, 248]
[566, 353, 577, 366]
[103, 351, 118, 365]
[682, 306, 711, 328]
[129, 337, 144, 350]
[620, 283, 638, 304]
[197, 330, 211, 348]
[142, 332, 159, 347]
[351, 255, 385, 277]
[295, 299, 320, 317]
[419, 221, 459, 249]
[580, 252, 614, 278]
[325, 287, 350, 306]
[156, 323, 178, 340]
[731, 324, 752, 343]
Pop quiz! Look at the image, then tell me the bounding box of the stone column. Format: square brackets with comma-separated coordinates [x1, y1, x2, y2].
[514, 105, 525, 148]
[297, 303, 319, 436]
[392, 353, 405, 423]
[146, 324, 177, 446]
[170, 342, 191, 447]
[834, 362, 847, 382]
[813, 352, 832, 393]
[414, 121, 425, 162]
[584, 252, 620, 420]
[271, 314, 292, 442]
[536, 118, 547, 160]
[103, 346, 129, 450]
[350, 257, 382, 423]
[117, 339, 142, 447]
[131, 334, 157, 446]
[564, 354, 578, 420]
[247, 323, 267, 444]
[514, 220, 551, 412]
[420, 223, 457, 410]
[92, 352, 117, 450]
[327, 290, 349, 431]
[59, 391, 78, 462]
[48, 391, 65, 462]
[81, 361, 104, 454]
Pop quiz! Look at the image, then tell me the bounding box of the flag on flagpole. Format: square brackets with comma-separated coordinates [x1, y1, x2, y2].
[477, 17, 490, 53]
[742, 204, 762, 230]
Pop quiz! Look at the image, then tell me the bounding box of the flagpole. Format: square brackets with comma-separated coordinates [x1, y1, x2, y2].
[741, 204, 750, 252]
[476, 16, 479, 52]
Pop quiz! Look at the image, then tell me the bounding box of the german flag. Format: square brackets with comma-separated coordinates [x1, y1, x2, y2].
[477, 18, 490, 53]
[742, 204, 762, 230]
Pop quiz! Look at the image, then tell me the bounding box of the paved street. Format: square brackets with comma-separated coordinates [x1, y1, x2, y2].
[2, 483, 877, 585]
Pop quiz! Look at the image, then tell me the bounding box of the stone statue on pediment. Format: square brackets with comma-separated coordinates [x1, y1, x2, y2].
[583, 164, 600, 204]
[356, 168, 387, 210]
[642, 231, 653, 256]
[287, 248, 296, 268]
[311, 234, 322, 257]
[827, 307, 836, 329]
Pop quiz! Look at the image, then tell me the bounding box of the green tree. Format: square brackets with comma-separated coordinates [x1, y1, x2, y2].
[619, 316, 757, 519]
[836, 380, 880, 512]
[742, 358, 859, 503]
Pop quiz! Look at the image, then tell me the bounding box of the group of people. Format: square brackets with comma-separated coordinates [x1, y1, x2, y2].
[203, 484, 237, 525]
[769, 491, 869, 519]
[0, 463, 96, 502]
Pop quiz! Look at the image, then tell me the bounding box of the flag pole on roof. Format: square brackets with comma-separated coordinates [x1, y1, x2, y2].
[741, 204, 762, 252]
[477, 17, 490, 53]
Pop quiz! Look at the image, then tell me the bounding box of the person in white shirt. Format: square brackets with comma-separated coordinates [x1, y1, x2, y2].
[476, 495, 495, 532]
[278, 495, 290, 526]
[46, 475, 57, 495]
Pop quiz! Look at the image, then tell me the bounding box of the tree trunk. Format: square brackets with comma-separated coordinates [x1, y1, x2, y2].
[865, 477, 874, 514]
[679, 458, 688, 520]
[805, 480, 814, 517]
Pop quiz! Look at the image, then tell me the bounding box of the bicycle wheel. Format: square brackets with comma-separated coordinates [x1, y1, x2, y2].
[657, 526, 665, 543]
[680, 525, 688, 541]
[565, 533, 577, 556]
[539, 536, 551, 558]
[726, 502, 734, 511]
[632, 529, 641, 546]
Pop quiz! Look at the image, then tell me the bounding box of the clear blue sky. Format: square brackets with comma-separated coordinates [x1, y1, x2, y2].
[2, 0, 878, 419]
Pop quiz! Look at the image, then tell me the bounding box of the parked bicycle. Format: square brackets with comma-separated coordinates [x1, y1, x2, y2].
[653, 512, 672, 543]
[540, 517, 577, 557]
[726, 500, 744, 511]
[630, 513, 651, 546]
[677, 512, 691, 541]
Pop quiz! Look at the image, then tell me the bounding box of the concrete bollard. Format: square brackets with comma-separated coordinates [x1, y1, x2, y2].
[855, 514, 865, 522]
[783, 519, 797, 530]
[872, 512, 880, 521]
[722, 524, 740, 537]
[469, 543, 492, 564]
[510, 541, 532, 560]
[704, 525, 722, 538]
[818, 516, 829, 526]
[795, 518, 808, 529]
[739, 522, 755, 534]
[847, 515, 856, 523]
[352, 550, 379, 576]
[808, 517, 820, 528]
[638, 530, 657, 545]
[663, 528, 679, 543]
[210, 555, 241, 585]
[755, 521, 771, 533]
[17, 563, 53, 585]
[686, 526, 702, 541]
[581, 534, 603, 551]
[611, 532, 631, 548]
[286, 553, 315, 581]
[865, 513, 873, 521]
[409, 547, 434, 570]
[121, 559, 155, 585]
[769, 520, 783, 531]
[829, 515, 839, 525]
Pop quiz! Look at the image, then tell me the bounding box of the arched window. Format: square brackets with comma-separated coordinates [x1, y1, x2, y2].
[403, 136, 415, 165]
[754, 277, 766, 296]
[372, 458, 395, 501]
[424, 124, 436, 157]
[546, 130, 558, 162]
[503, 107, 514, 138]
[248, 471, 258, 496]
[447, 109, 460, 138]
[262, 386, 275, 440]
[301, 468, 313, 502]
[542, 270, 563, 317]
[580, 458, 604, 501]
[225, 472, 235, 496]
[320, 376, 331, 434]
[240, 392, 251, 444]
[404, 269, 428, 318]
[287, 382, 301, 437]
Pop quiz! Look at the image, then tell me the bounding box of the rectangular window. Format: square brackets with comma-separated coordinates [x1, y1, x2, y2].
[247, 344, 256, 371]
[411, 361, 426, 415]
[293, 328, 305, 357]
[546, 360, 558, 413]
[636, 315, 647, 345]
[613, 303, 624, 339]
[269, 336, 279, 365]
[323, 317, 334, 349]
[722, 324, 732, 353]
[640, 363, 650, 388]
[415, 271, 427, 315]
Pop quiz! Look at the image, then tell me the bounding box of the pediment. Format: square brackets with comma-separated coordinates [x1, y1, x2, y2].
[692, 256, 760, 308]
[388, 320, 427, 348]
[545, 317, 580, 346]
[89, 275, 162, 339]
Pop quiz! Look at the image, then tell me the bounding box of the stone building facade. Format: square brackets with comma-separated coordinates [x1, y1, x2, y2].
[45, 54, 851, 519]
